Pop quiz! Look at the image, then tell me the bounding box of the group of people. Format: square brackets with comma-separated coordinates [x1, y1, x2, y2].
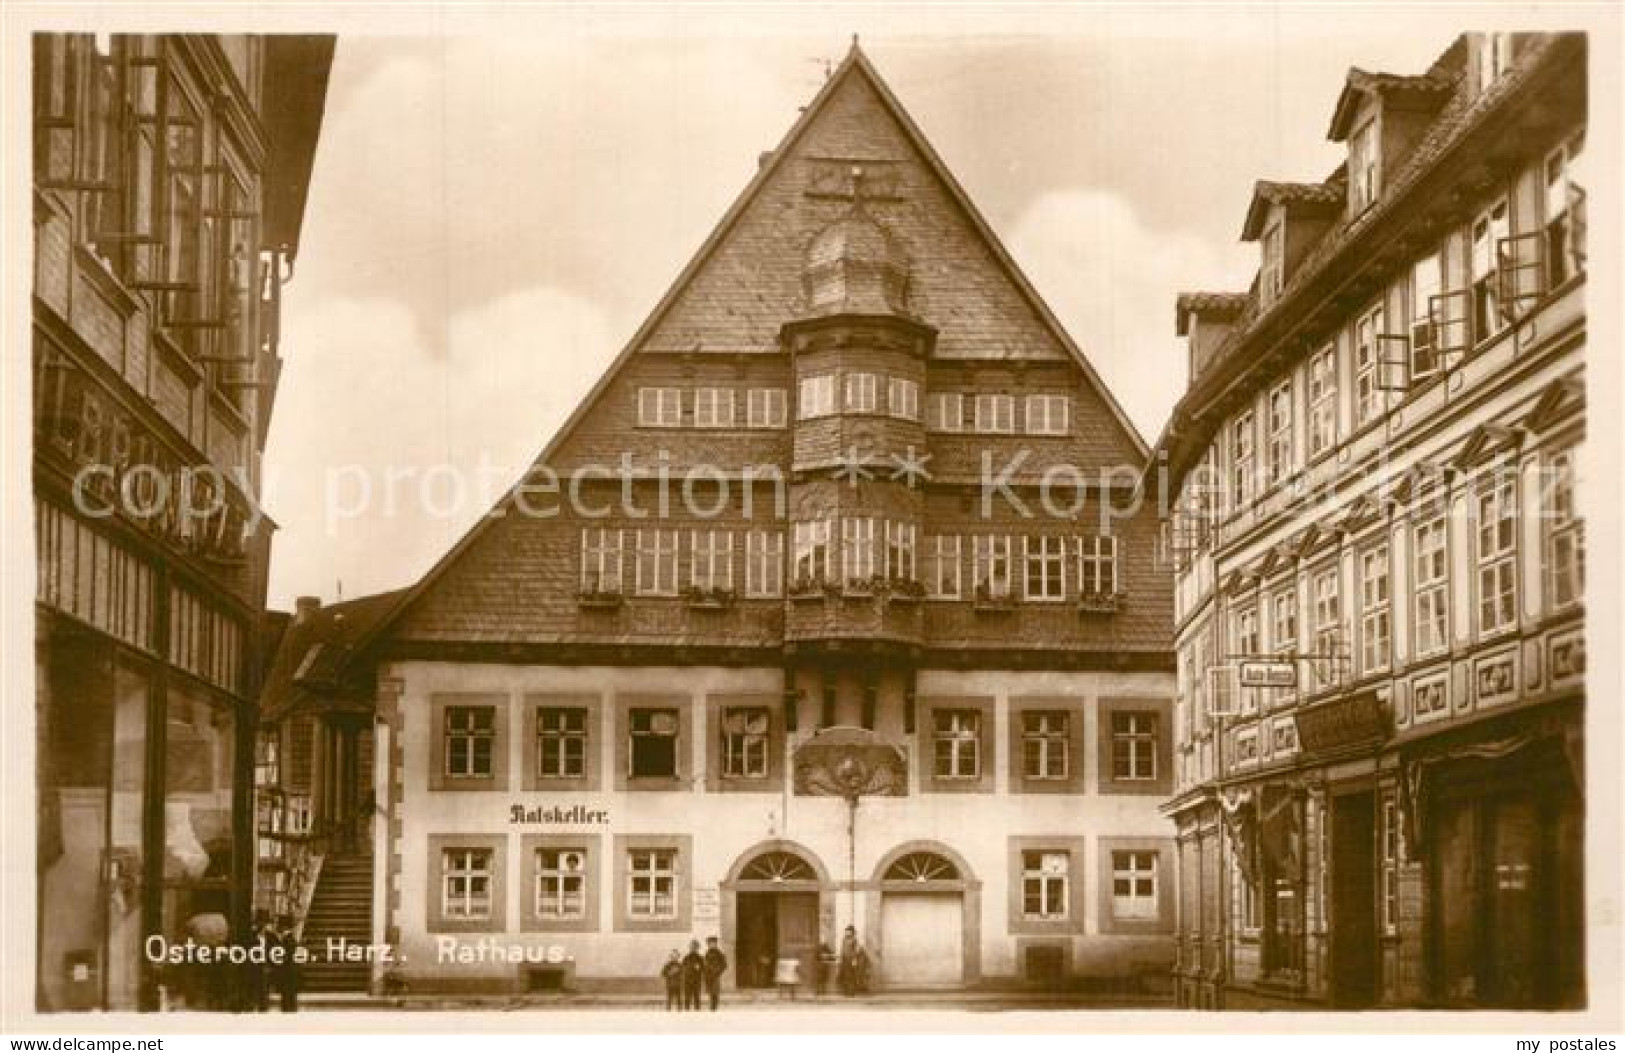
[659, 926, 873, 1009]
[661, 936, 729, 1011]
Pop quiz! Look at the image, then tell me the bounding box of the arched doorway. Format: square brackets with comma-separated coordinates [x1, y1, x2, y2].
[868, 842, 981, 989]
[722, 842, 829, 990]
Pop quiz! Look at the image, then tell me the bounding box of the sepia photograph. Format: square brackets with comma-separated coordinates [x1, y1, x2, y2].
[3, 2, 1620, 1040]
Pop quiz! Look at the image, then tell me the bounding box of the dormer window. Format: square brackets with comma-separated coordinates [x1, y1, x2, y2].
[1260, 221, 1285, 304]
[1474, 33, 1513, 94]
[1349, 120, 1380, 213]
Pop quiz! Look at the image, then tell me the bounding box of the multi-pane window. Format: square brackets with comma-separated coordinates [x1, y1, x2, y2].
[580, 528, 623, 593]
[792, 520, 831, 585]
[1380, 797, 1401, 935]
[1359, 545, 1391, 673]
[537, 707, 588, 780]
[974, 393, 1015, 433]
[1266, 380, 1293, 486]
[1112, 712, 1158, 781]
[628, 709, 680, 780]
[929, 392, 964, 432]
[972, 535, 1013, 599]
[627, 849, 678, 919]
[1471, 200, 1510, 343]
[924, 535, 961, 599]
[933, 710, 981, 779]
[1476, 477, 1518, 635]
[1414, 517, 1450, 656]
[1230, 411, 1256, 509]
[1021, 711, 1069, 780]
[693, 388, 735, 428]
[1410, 252, 1443, 381]
[689, 530, 734, 592]
[1311, 566, 1341, 682]
[535, 848, 587, 919]
[1233, 605, 1260, 658]
[1022, 850, 1070, 919]
[1272, 588, 1298, 655]
[445, 706, 495, 778]
[638, 387, 682, 427]
[635, 530, 679, 596]
[1024, 394, 1071, 436]
[1308, 345, 1337, 457]
[1354, 305, 1383, 426]
[1544, 137, 1586, 288]
[887, 377, 920, 421]
[798, 375, 836, 419]
[1349, 120, 1380, 214]
[844, 372, 878, 413]
[1076, 536, 1118, 596]
[1112, 850, 1159, 920]
[745, 388, 787, 428]
[884, 521, 917, 581]
[721, 707, 769, 779]
[744, 530, 784, 598]
[442, 848, 493, 919]
[1545, 450, 1584, 610]
[842, 517, 877, 582]
[1023, 536, 1066, 601]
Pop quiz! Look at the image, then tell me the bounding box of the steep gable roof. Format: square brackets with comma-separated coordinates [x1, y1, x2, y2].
[349, 40, 1149, 657]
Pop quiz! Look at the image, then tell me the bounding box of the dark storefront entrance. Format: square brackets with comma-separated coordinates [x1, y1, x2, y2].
[736, 892, 819, 988]
[1427, 735, 1583, 1008]
[1329, 790, 1377, 1008]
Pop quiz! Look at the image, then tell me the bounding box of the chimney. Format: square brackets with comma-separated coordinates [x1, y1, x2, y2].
[294, 596, 322, 623]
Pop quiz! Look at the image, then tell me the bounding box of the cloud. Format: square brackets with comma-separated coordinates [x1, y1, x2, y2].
[263, 285, 615, 606]
[1006, 188, 1255, 442]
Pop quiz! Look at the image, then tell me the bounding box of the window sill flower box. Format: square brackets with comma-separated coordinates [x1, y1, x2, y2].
[575, 588, 624, 610]
[972, 585, 1016, 613]
[683, 586, 738, 610]
[788, 576, 831, 602]
[1077, 591, 1123, 615]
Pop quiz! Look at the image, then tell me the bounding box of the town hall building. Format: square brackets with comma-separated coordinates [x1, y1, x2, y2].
[288, 42, 1176, 996]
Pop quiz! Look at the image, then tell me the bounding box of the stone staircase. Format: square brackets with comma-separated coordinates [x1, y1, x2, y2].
[299, 852, 374, 994]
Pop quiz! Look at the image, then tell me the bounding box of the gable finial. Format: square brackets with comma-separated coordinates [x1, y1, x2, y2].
[851, 33, 861, 54]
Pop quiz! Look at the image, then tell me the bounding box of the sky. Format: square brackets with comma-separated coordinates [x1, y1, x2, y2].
[259, 8, 1490, 609]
